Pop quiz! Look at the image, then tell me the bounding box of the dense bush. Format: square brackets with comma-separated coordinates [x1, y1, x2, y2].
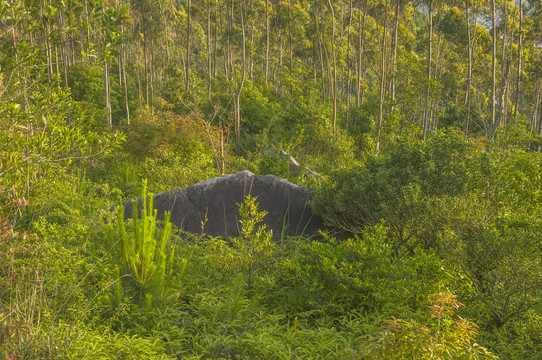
[312, 128, 542, 341]
[311, 129, 486, 243]
[269, 225, 447, 317]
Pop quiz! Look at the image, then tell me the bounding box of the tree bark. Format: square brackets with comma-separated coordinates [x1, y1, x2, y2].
[376, 0, 389, 153]
[265, 0, 270, 84]
[422, 0, 433, 142]
[514, 0, 522, 122]
[105, 62, 112, 127]
[495, 10, 510, 132]
[235, 0, 246, 155]
[249, 0, 255, 79]
[185, 0, 191, 90]
[390, 0, 399, 104]
[140, 2, 149, 105]
[122, 37, 130, 125]
[346, 0, 354, 119]
[464, 0, 472, 136]
[327, 0, 337, 135]
[531, 74, 540, 135]
[315, 9, 326, 100]
[489, 0, 498, 138]
[288, 0, 293, 72]
[214, 5, 218, 78]
[207, 0, 212, 99]
[357, 0, 368, 107]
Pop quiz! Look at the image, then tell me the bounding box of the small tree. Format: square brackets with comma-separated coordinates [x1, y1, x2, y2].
[230, 196, 274, 290]
[108, 180, 183, 311]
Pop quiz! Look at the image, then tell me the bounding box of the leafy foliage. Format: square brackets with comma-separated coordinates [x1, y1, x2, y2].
[2, 0, 542, 358]
[231, 195, 275, 290]
[276, 224, 446, 316]
[312, 129, 486, 250]
[365, 293, 498, 360]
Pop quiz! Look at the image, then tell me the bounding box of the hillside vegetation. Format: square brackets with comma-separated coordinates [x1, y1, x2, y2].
[1, 0, 542, 358]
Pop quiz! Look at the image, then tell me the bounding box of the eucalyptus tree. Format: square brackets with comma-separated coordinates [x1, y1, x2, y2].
[489, 0, 497, 138]
[185, 0, 191, 90]
[422, 0, 434, 141]
[265, 0, 270, 83]
[463, 0, 484, 135]
[376, 0, 389, 153]
[207, 0, 212, 98]
[389, 0, 399, 104]
[356, 0, 369, 107]
[327, 0, 338, 134]
[132, 0, 152, 105]
[100, 4, 129, 126]
[0, 0, 125, 218]
[234, 0, 246, 155]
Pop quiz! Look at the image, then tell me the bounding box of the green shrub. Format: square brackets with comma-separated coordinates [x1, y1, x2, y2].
[273, 224, 447, 316]
[311, 129, 486, 250]
[230, 196, 275, 290]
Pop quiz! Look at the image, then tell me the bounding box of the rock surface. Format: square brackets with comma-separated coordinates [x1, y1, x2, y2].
[266, 147, 323, 180]
[121, 170, 323, 239]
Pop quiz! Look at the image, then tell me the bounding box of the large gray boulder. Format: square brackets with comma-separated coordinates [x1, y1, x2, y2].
[121, 170, 323, 239]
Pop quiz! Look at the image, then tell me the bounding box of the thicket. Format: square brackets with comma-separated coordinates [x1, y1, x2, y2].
[312, 127, 542, 358]
[2, 0, 542, 358]
[3, 121, 542, 358]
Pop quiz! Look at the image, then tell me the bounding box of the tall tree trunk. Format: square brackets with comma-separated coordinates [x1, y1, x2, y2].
[249, 0, 255, 79]
[135, 49, 143, 104]
[61, 37, 69, 87]
[162, 2, 170, 73]
[150, 39, 155, 106]
[495, 9, 510, 131]
[213, 6, 218, 78]
[422, 0, 433, 141]
[288, 0, 293, 94]
[328, 0, 337, 134]
[265, 0, 270, 84]
[105, 62, 112, 127]
[312, 28, 318, 81]
[315, 9, 326, 100]
[278, 30, 283, 93]
[84, 0, 91, 55]
[390, 0, 399, 104]
[288, 0, 293, 72]
[140, 4, 149, 105]
[58, 12, 68, 87]
[235, 0, 246, 155]
[229, 0, 235, 79]
[464, 0, 472, 136]
[55, 44, 60, 76]
[514, 0, 522, 121]
[122, 38, 130, 125]
[185, 0, 191, 90]
[531, 74, 540, 135]
[207, 0, 212, 99]
[376, 0, 389, 153]
[346, 0, 354, 121]
[320, 21, 332, 99]
[489, 0, 497, 138]
[222, 4, 230, 80]
[42, 1, 52, 82]
[357, 0, 368, 107]
[430, 33, 445, 132]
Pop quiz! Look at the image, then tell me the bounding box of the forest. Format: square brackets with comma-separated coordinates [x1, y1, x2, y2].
[1, 0, 542, 358]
